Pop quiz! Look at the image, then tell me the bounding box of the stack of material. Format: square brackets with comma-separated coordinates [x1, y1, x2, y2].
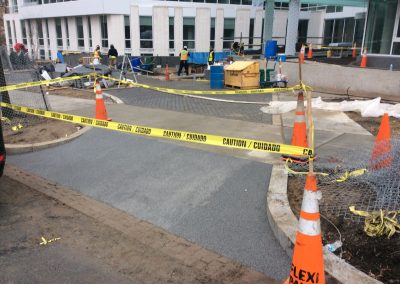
[224, 61, 260, 89]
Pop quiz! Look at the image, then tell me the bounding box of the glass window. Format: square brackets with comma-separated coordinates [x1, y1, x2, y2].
[55, 18, 63, 47]
[6, 21, 12, 45]
[205, 0, 217, 2]
[336, 6, 343, 12]
[21, 20, 27, 45]
[397, 19, 400, 38]
[343, 18, 355, 43]
[323, 19, 334, 45]
[242, 0, 252, 5]
[354, 18, 365, 46]
[218, 0, 228, 3]
[183, 17, 195, 49]
[365, 0, 398, 54]
[169, 17, 174, 49]
[230, 0, 241, 4]
[45, 19, 50, 46]
[249, 18, 254, 48]
[37, 20, 44, 46]
[140, 16, 153, 49]
[326, 6, 336, 13]
[333, 19, 344, 42]
[223, 18, 235, 49]
[100, 15, 108, 48]
[298, 20, 308, 45]
[40, 49, 45, 59]
[88, 17, 92, 47]
[125, 16, 131, 49]
[392, 42, 400, 55]
[76, 16, 84, 47]
[210, 17, 215, 49]
[65, 18, 70, 47]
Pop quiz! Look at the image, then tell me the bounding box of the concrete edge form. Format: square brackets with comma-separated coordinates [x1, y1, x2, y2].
[5, 126, 92, 155]
[103, 92, 124, 104]
[266, 163, 382, 284]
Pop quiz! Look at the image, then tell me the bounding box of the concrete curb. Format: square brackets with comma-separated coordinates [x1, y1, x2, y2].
[5, 125, 92, 155]
[103, 92, 124, 104]
[266, 163, 382, 284]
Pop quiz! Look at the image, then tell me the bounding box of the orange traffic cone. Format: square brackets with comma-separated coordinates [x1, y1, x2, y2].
[165, 64, 170, 81]
[284, 173, 325, 284]
[370, 113, 392, 170]
[307, 43, 313, 60]
[282, 92, 309, 163]
[360, 48, 367, 68]
[299, 45, 305, 64]
[95, 80, 111, 121]
[352, 43, 357, 58]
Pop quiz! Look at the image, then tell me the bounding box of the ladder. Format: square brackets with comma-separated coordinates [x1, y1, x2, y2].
[118, 55, 138, 87]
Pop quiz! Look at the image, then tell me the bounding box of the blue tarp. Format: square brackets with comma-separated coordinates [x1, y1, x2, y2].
[188, 52, 232, 65]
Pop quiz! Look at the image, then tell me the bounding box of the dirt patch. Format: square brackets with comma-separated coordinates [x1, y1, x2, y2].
[346, 111, 400, 137]
[2, 114, 80, 144]
[288, 176, 400, 283]
[45, 87, 115, 103]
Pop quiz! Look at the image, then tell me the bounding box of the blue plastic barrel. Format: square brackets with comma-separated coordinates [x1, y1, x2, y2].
[265, 40, 278, 59]
[276, 53, 287, 62]
[130, 57, 141, 72]
[210, 65, 224, 89]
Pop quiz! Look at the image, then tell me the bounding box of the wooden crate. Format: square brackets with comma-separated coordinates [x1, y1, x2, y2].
[224, 61, 260, 89]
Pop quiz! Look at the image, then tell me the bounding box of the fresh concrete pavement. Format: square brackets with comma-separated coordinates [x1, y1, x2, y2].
[7, 81, 373, 281]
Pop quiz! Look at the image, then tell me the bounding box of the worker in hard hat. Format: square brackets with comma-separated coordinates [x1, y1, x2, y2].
[208, 47, 215, 67]
[93, 45, 101, 64]
[178, 46, 189, 76]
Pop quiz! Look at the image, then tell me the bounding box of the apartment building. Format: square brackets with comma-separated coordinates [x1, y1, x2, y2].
[3, 0, 369, 60]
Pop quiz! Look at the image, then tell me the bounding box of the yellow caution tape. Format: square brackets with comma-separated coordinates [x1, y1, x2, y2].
[336, 168, 367, 182]
[0, 75, 90, 92]
[1, 102, 313, 157]
[40, 236, 61, 245]
[349, 206, 400, 238]
[284, 158, 328, 176]
[102, 76, 307, 95]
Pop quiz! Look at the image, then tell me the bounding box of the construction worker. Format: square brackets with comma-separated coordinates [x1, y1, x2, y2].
[93, 45, 101, 64]
[108, 44, 118, 69]
[208, 47, 215, 66]
[178, 46, 189, 76]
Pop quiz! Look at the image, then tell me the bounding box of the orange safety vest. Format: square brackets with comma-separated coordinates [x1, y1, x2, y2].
[180, 50, 188, 60]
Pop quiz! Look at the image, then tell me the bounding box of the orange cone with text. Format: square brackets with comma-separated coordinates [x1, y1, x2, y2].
[360, 48, 367, 68]
[284, 173, 325, 284]
[299, 45, 305, 64]
[165, 64, 170, 81]
[95, 80, 111, 121]
[307, 43, 313, 59]
[370, 113, 392, 170]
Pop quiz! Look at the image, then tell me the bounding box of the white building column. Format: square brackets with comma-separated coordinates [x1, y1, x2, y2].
[48, 18, 57, 59]
[195, 7, 211, 52]
[61, 18, 68, 50]
[15, 19, 22, 43]
[82, 16, 90, 52]
[31, 20, 39, 59]
[215, 8, 224, 52]
[307, 11, 324, 45]
[235, 9, 251, 45]
[24, 20, 32, 58]
[285, 0, 300, 56]
[263, 0, 275, 48]
[174, 7, 183, 56]
[254, 9, 263, 48]
[130, 6, 140, 56]
[10, 20, 16, 46]
[90, 15, 101, 49]
[153, 6, 169, 56]
[3, 18, 11, 51]
[108, 15, 124, 53]
[67, 17, 77, 51]
[42, 19, 49, 59]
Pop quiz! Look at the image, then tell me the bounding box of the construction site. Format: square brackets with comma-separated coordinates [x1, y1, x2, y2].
[1, 0, 400, 284]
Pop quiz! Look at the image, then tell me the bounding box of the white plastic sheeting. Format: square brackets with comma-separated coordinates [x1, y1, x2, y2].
[261, 97, 400, 118]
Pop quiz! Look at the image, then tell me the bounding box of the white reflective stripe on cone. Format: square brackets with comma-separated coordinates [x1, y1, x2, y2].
[298, 218, 321, 236]
[295, 115, 306, 123]
[96, 94, 103, 99]
[300, 190, 321, 214]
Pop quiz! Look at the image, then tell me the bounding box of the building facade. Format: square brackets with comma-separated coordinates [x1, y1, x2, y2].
[3, 0, 369, 60]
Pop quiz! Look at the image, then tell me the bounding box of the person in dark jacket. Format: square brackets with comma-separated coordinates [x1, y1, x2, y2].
[108, 44, 118, 69]
[178, 46, 189, 76]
